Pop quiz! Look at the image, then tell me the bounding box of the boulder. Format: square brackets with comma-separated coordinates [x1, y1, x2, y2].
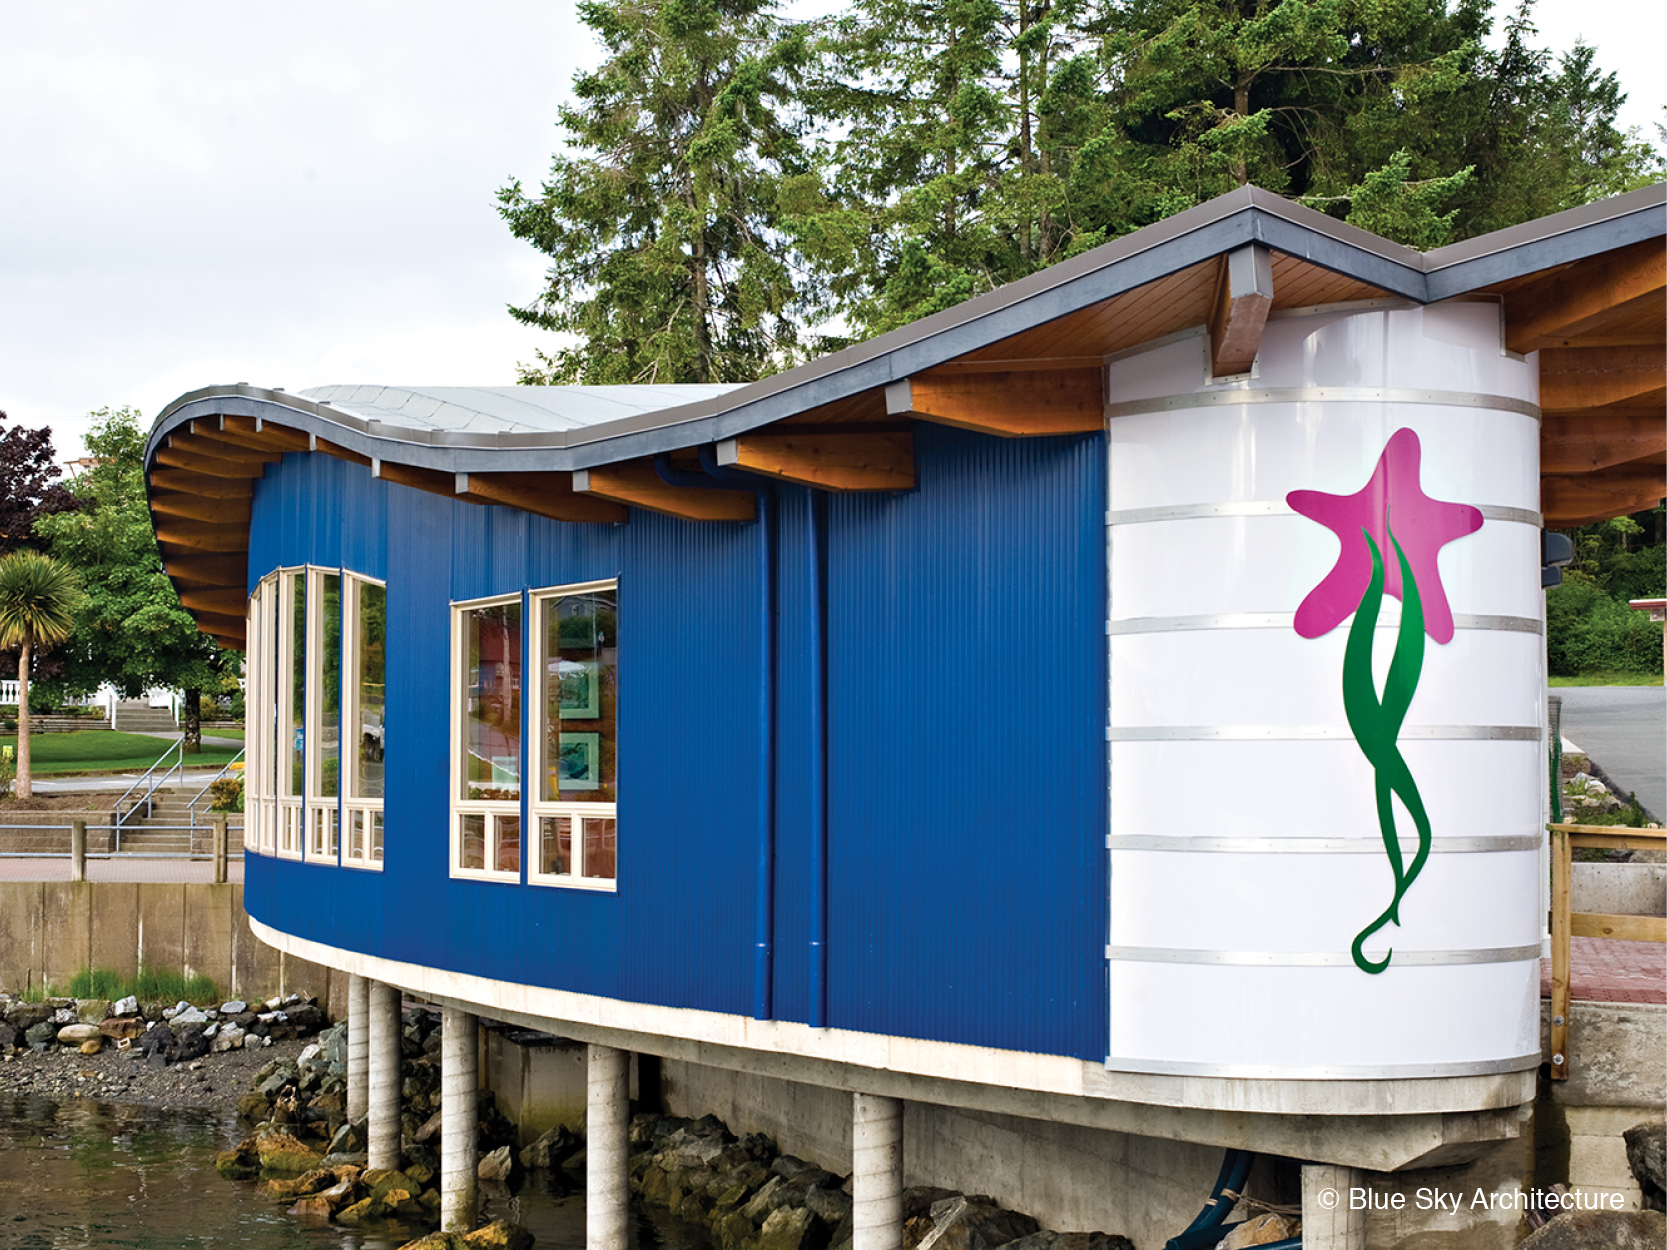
[520, 1124, 580, 1169]
[212, 1024, 246, 1052]
[414, 1111, 444, 1144]
[478, 1145, 520, 1183]
[56, 1023, 101, 1045]
[220, 1000, 248, 1014]
[0, 1023, 16, 1052]
[174, 1027, 210, 1062]
[1624, 1121, 1665, 1213]
[1518, 1210, 1666, 1249]
[215, 1146, 260, 1180]
[253, 1128, 324, 1175]
[287, 1195, 333, 1220]
[100, 1016, 146, 1040]
[113, 995, 138, 1015]
[757, 1206, 820, 1250]
[329, 1120, 367, 1156]
[75, 999, 111, 1024]
[79, 1038, 102, 1055]
[1218, 1214, 1299, 1248]
[24, 1021, 56, 1047]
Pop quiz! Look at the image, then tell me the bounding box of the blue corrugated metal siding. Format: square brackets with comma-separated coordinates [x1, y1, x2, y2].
[771, 486, 814, 1023]
[824, 425, 1107, 1060]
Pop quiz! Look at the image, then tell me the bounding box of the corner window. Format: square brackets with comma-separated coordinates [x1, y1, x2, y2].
[451, 595, 524, 882]
[343, 576, 386, 868]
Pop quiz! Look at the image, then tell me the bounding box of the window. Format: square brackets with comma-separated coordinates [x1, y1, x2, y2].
[450, 579, 618, 888]
[451, 594, 524, 882]
[530, 583, 617, 887]
[245, 566, 384, 869]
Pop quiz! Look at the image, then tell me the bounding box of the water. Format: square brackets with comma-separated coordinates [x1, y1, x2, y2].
[0, 1096, 707, 1250]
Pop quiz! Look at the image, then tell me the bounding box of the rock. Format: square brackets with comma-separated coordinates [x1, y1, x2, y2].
[169, 1006, 210, 1030]
[24, 1022, 56, 1047]
[221, 1000, 247, 1014]
[75, 999, 111, 1024]
[1218, 1214, 1299, 1248]
[253, 1128, 324, 1175]
[174, 1027, 209, 1062]
[757, 1205, 820, 1250]
[56, 1023, 101, 1045]
[520, 1124, 579, 1169]
[1625, 1121, 1665, 1212]
[414, 1110, 444, 1144]
[329, 1120, 367, 1156]
[335, 1197, 375, 1226]
[917, 1196, 1039, 1250]
[0, 1023, 16, 1052]
[807, 1186, 853, 1225]
[1519, 1210, 1666, 1249]
[237, 1092, 272, 1121]
[742, 1175, 788, 1223]
[478, 1145, 520, 1183]
[52, 1007, 75, 1024]
[113, 995, 138, 1015]
[100, 1016, 146, 1040]
[215, 1147, 260, 1180]
[399, 1220, 536, 1250]
[79, 1038, 102, 1055]
[903, 1189, 960, 1220]
[287, 1195, 333, 1220]
[718, 1211, 756, 1250]
[212, 1024, 246, 1052]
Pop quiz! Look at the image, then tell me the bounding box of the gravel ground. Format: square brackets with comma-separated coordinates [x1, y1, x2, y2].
[0, 1034, 308, 1113]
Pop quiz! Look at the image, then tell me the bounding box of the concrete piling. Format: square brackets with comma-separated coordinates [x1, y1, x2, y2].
[586, 1043, 630, 1250]
[1302, 1164, 1367, 1250]
[346, 974, 369, 1122]
[367, 980, 402, 1170]
[441, 1005, 479, 1231]
[852, 1093, 903, 1250]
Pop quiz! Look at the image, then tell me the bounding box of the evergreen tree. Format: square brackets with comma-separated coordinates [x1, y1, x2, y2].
[497, 0, 819, 384]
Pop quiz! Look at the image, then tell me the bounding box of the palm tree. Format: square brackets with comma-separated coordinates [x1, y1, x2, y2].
[0, 550, 82, 799]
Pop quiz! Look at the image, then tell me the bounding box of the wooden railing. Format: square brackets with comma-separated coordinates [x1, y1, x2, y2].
[1548, 823, 1667, 1080]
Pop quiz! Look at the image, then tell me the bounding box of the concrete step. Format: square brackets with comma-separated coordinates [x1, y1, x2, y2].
[112, 701, 178, 733]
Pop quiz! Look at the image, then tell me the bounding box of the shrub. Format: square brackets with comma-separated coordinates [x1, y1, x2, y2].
[208, 774, 244, 813]
[1546, 572, 1664, 677]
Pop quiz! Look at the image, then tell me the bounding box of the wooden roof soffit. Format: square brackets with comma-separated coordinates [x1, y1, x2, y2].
[455, 471, 628, 524]
[886, 367, 1103, 437]
[154, 443, 273, 478]
[191, 610, 248, 649]
[1543, 461, 1667, 528]
[177, 587, 251, 617]
[149, 491, 253, 526]
[202, 415, 311, 454]
[163, 554, 247, 587]
[147, 468, 255, 500]
[151, 520, 249, 554]
[1209, 245, 1274, 378]
[715, 427, 915, 491]
[1541, 412, 1667, 474]
[574, 459, 756, 522]
[1507, 242, 1665, 353]
[1539, 347, 1663, 411]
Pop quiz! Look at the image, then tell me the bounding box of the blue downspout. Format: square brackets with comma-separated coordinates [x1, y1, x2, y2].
[806, 488, 829, 1028]
[657, 453, 779, 1020]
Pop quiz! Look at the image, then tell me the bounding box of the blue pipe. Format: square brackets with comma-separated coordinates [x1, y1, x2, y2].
[1164, 1149, 1259, 1250]
[805, 487, 828, 1027]
[656, 453, 779, 1021]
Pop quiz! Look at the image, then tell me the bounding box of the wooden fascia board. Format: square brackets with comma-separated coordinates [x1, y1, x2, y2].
[1209, 245, 1274, 377]
[1539, 346, 1665, 411]
[886, 368, 1104, 437]
[147, 468, 255, 499]
[455, 472, 628, 524]
[149, 491, 253, 525]
[1506, 241, 1665, 353]
[716, 430, 915, 491]
[1541, 411, 1667, 474]
[573, 460, 755, 522]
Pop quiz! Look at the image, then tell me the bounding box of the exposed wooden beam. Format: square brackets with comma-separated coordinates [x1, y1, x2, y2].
[373, 459, 454, 497]
[886, 368, 1103, 437]
[213, 415, 312, 453]
[1541, 411, 1667, 474]
[456, 472, 628, 524]
[173, 427, 281, 464]
[318, 438, 372, 468]
[149, 491, 253, 525]
[1209, 244, 1274, 377]
[179, 587, 250, 617]
[716, 430, 914, 491]
[1542, 463, 1666, 527]
[192, 611, 248, 647]
[147, 468, 255, 499]
[162, 554, 248, 586]
[573, 460, 756, 522]
[153, 521, 249, 553]
[153, 445, 269, 478]
[1539, 346, 1664, 411]
[1507, 242, 1665, 353]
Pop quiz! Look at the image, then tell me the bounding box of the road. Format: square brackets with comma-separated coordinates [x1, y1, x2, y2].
[1554, 685, 1666, 822]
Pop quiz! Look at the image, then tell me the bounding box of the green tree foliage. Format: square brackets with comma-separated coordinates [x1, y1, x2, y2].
[0, 549, 82, 799]
[1546, 510, 1666, 678]
[32, 408, 236, 752]
[496, 0, 820, 384]
[0, 411, 81, 556]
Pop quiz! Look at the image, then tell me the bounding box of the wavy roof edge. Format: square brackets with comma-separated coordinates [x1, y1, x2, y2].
[147, 182, 1666, 474]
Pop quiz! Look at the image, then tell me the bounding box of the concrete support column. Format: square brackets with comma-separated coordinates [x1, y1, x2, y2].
[852, 1093, 903, 1250]
[1302, 1164, 1367, 1250]
[346, 975, 369, 1122]
[586, 1044, 630, 1250]
[367, 980, 402, 1170]
[440, 1006, 479, 1231]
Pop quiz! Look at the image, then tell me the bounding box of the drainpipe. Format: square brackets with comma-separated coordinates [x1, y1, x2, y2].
[656, 454, 779, 1020]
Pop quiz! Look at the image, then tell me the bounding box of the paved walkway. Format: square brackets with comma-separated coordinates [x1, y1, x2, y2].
[0, 856, 243, 883]
[1540, 938, 1666, 1005]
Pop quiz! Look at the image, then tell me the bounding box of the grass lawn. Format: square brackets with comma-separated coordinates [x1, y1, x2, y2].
[1549, 672, 1665, 688]
[201, 725, 245, 741]
[0, 731, 241, 774]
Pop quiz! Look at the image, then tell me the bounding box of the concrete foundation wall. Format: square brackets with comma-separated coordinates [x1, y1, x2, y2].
[482, 1026, 593, 1145]
[1570, 862, 1667, 917]
[0, 880, 343, 1012]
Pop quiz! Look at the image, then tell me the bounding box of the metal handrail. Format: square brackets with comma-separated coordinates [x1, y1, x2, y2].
[188, 747, 246, 832]
[1547, 822, 1667, 1081]
[111, 736, 188, 849]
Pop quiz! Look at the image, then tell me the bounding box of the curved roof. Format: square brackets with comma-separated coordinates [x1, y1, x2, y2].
[145, 182, 1666, 647]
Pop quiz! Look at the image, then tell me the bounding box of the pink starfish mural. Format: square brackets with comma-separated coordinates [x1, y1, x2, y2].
[1287, 428, 1483, 644]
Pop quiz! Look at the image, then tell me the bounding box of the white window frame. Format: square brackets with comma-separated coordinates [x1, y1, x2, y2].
[528, 579, 618, 891]
[341, 572, 386, 871]
[450, 592, 525, 884]
[275, 567, 306, 861]
[303, 567, 341, 865]
[244, 581, 267, 854]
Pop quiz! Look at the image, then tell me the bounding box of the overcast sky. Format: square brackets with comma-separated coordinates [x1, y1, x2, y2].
[2, 1, 1662, 463]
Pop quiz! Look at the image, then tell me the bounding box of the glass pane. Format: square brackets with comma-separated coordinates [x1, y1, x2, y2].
[370, 811, 384, 862]
[353, 581, 386, 799]
[459, 813, 485, 870]
[463, 602, 522, 801]
[319, 574, 341, 798]
[494, 815, 521, 875]
[287, 575, 306, 797]
[582, 816, 617, 880]
[542, 590, 616, 803]
[540, 815, 572, 876]
[348, 810, 364, 860]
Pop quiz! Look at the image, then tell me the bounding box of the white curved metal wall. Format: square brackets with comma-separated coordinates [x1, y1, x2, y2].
[1105, 301, 1545, 1078]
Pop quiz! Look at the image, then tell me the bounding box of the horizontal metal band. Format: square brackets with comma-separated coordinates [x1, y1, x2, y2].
[1104, 386, 1541, 421]
[1107, 612, 1541, 636]
[1106, 834, 1541, 854]
[1105, 944, 1541, 967]
[1105, 500, 1542, 527]
[1107, 724, 1541, 742]
[1103, 1053, 1543, 1080]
